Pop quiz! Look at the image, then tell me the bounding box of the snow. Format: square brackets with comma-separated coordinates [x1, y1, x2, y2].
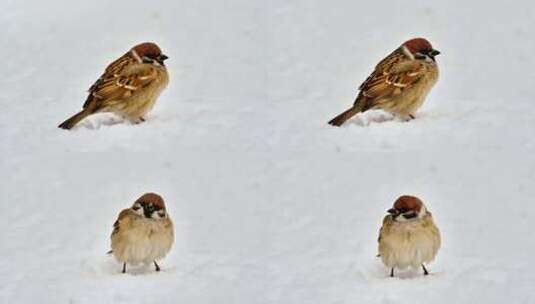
[1, 0, 535, 303]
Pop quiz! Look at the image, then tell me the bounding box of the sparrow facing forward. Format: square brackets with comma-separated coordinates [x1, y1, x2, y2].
[109, 193, 174, 273]
[378, 195, 441, 277]
[329, 38, 440, 126]
[58, 42, 169, 130]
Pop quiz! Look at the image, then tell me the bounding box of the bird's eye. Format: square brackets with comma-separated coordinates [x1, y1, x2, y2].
[132, 205, 140, 211]
[158, 211, 165, 218]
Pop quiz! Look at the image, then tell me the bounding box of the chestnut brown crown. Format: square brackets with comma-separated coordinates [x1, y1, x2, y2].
[403, 38, 434, 54]
[392, 195, 423, 213]
[132, 42, 162, 59]
[134, 192, 166, 210]
[131, 42, 169, 65]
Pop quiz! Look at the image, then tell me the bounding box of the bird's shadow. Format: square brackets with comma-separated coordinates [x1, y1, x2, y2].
[83, 255, 177, 276]
[74, 114, 133, 130]
[365, 258, 439, 280]
[346, 110, 401, 126]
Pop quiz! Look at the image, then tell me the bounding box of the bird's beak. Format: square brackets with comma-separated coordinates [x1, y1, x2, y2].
[157, 54, 169, 66]
[429, 49, 440, 57]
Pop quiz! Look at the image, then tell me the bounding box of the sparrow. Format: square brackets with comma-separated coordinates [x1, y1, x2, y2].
[109, 193, 174, 273]
[378, 195, 441, 277]
[328, 38, 440, 126]
[58, 42, 169, 129]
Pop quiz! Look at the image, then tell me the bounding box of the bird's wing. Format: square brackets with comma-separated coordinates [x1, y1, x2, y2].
[111, 209, 132, 236]
[377, 215, 393, 243]
[356, 55, 426, 107]
[358, 49, 403, 91]
[83, 55, 159, 110]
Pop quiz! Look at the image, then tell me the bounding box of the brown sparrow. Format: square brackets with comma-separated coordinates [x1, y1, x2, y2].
[109, 193, 174, 273]
[378, 195, 441, 277]
[58, 42, 169, 129]
[329, 38, 440, 126]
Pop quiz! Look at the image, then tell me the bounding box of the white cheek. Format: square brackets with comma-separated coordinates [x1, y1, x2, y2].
[401, 45, 414, 60]
[394, 216, 408, 223]
[418, 206, 427, 219]
[151, 212, 165, 220]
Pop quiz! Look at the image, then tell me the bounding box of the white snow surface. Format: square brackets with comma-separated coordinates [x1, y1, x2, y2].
[2, 0, 535, 303]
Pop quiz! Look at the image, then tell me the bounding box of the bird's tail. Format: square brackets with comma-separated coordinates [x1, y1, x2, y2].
[328, 103, 364, 126]
[58, 109, 92, 130]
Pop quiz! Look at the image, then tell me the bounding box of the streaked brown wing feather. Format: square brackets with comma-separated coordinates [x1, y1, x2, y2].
[112, 209, 132, 236]
[358, 49, 403, 91]
[84, 53, 133, 108]
[83, 54, 157, 110]
[378, 215, 393, 242]
[356, 56, 425, 107]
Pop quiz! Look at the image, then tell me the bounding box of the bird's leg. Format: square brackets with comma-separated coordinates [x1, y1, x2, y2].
[154, 261, 160, 272]
[122, 263, 126, 274]
[390, 268, 394, 277]
[422, 264, 429, 275]
[128, 117, 145, 124]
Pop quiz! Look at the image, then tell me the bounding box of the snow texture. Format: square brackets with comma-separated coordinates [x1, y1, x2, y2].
[1, 0, 535, 303]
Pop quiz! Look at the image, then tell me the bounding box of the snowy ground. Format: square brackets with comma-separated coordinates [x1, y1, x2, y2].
[2, 0, 535, 303]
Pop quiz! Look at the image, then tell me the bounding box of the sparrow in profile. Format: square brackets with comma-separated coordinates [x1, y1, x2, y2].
[328, 38, 440, 126]
[378, 195, 441, 277]
[109, 193, 174, 273]
[58, 42, 169, 129]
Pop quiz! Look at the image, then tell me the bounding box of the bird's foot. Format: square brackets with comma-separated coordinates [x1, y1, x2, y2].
[422, 264, 429, 275]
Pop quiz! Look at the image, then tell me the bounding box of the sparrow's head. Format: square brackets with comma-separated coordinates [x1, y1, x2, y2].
[387, 195, 427, 222]
[131, 193, 168, 220]
[132, 42, 169, 66]
[402, 38, 440, 62]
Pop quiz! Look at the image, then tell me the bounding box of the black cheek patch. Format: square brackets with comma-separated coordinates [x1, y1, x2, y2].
[414, 54, 426, 60]
[403, 213, 418, 219]
[142, 58, 154, 64]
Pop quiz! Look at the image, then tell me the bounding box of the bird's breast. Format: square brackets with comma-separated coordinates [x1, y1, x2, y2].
[111, 217, 174, 265]
[119, 68, 169, 120]
[379, 217, 440, 269]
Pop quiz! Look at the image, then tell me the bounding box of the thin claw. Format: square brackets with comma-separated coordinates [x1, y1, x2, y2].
[390, 268, 394, 277]
[154, 261, 160, 272]
[122, 263, 126, 274]
[409, 114, 415, 120]
[422, 264, 429, 275]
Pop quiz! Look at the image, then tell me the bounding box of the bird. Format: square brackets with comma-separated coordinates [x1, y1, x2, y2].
[328, 38, 440, 126]
[378, 195, 441, 277]
[58, 42, 169, 130]
[109, 193, 174, 274]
